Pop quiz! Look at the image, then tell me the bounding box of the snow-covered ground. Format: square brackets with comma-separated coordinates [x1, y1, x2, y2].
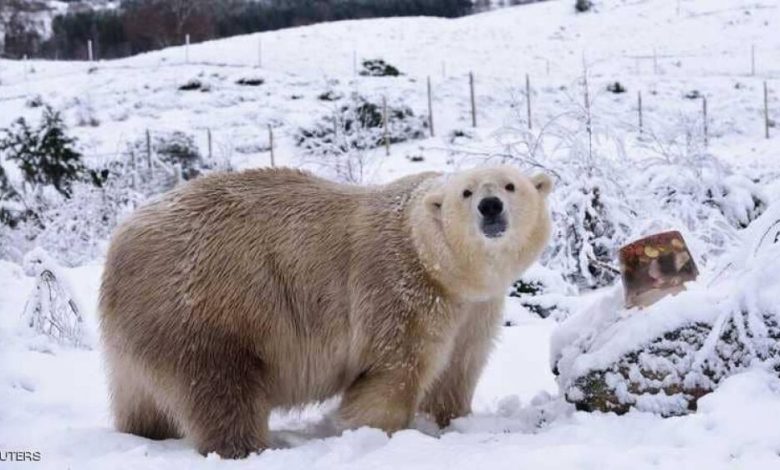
[3, 261, 780, 469]
[2, 0, 780, 468]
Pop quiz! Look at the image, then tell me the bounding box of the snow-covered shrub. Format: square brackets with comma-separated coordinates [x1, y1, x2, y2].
[0, 106, 87, 199]
[575, 0, 592, 12]
[125, 130, 205, 187]
[0, 123, 211, 265]
[0, 164, 26, 229]
[2, 159, 140, 266]
[29, 176, 143, 266]
[179, 78, 206, 91]
[485, 78, 767, 298]
[155, 131, 203, 181]
[491, 73, 637, 292]
[236, 77, 264, 87]
[448, 129, 474, 145]
[509, 264, 576, 321]
[359, 59, 402, 77]
[7, 126, 227, 266]
[295, 94, 427, 182]
[606, 82, 626, 94]
[640, 162, 766, 262]
[551, 204, 780, 416]
[26, 95, 44, 108]
[70, 96, 100, 127]
[318, 90, 343, 102]
[545, 181, 632, 290]
[21, 248, 86, 348]
[634, 114, 767, 262]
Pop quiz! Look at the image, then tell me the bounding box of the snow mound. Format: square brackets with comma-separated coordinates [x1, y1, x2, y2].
[551, 204, 780, 416]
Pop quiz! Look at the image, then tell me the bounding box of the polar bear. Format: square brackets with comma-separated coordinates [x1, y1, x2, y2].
[99, 166, 552, 458]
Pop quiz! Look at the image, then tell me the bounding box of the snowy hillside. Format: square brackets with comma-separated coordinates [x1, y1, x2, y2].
[2, 0, 780, 468]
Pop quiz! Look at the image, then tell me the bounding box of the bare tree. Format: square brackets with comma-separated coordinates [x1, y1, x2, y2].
[123, 0, 214, 50]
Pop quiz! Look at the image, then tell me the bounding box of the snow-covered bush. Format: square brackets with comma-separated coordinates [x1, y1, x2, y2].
[0, 121, 215, 265]
[179, 78, 207, 91]
[551, 204, 780, 416]
[125, 130, 205, 189]
[236, 77, 264, 87]
[0, 164, 25, 230]
[509, 264, 576, 321]
[0, 106, 88, 199]
[70, 96, 100, 127]
[545, 180, 632, 290]
[27, 175, 143, 266]
[359, 59, 402, 77]
[295, 94, 427, 182]
[154, 131, 203, 181]
[575, 0, 592, 13]
[486, 78, 768, 298]
[1, 160, 140, 266]
[21, 248, 86, 348]
[23, 129, 215, 265]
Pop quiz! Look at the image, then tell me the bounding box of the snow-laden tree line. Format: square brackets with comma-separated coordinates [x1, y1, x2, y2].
[1, 0, 473, 60]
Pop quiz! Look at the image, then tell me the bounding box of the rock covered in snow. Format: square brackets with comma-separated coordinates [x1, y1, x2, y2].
[550, 204, 780, 416]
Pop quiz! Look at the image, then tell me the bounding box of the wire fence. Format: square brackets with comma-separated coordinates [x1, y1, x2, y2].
[0, 35, 777, 174]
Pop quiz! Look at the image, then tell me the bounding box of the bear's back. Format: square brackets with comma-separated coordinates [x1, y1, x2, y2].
[98, 168, 438, 402]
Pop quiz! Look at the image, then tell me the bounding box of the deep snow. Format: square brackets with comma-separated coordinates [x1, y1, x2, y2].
[3, 262, 780, 469]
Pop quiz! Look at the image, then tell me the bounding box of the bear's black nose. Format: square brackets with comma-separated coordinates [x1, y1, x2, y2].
[478, 197, 503, 218]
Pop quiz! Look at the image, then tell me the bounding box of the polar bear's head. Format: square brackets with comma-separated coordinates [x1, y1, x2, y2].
[411, 166, 552, 301]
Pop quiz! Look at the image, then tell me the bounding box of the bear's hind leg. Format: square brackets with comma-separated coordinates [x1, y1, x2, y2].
[113, 388, 181, 440]
[181, 354, 271, 459]
[108, 355, 181, 440]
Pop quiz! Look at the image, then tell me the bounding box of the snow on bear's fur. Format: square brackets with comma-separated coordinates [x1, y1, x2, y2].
[98, 166, 553, 458]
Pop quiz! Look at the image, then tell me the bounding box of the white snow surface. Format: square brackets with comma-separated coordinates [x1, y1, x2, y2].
[2, 0, 780, 468]
[3, 261, 780, 469]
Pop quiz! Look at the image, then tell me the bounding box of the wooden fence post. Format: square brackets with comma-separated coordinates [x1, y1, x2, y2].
[268, 125, 275, 167]
[525, 73, 532, 130]
[638, 91, 643, 134]
[765, 81, 770, 139]
[427, 76, 434, 137]
[130, 150, 136, 190]
[207, 128, 212, 160]
[383, 96, 390, 156]
[87, 40, 93, 62]
[469, 72, 477, 128]
[702, 96, 709, 147]
[146, 129, 152, 170]
[185, 34, 190, 64]
[751, 44, 756, 76]
[653, 48, 658, 74]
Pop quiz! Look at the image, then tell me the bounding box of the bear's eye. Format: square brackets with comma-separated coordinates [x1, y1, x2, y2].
[462, 189, 473, 199]
[505, 183, 515, 192]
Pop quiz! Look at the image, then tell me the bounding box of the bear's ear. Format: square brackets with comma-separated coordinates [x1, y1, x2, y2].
[532, 174, 553, 198]
[424, 189, 444, 218]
